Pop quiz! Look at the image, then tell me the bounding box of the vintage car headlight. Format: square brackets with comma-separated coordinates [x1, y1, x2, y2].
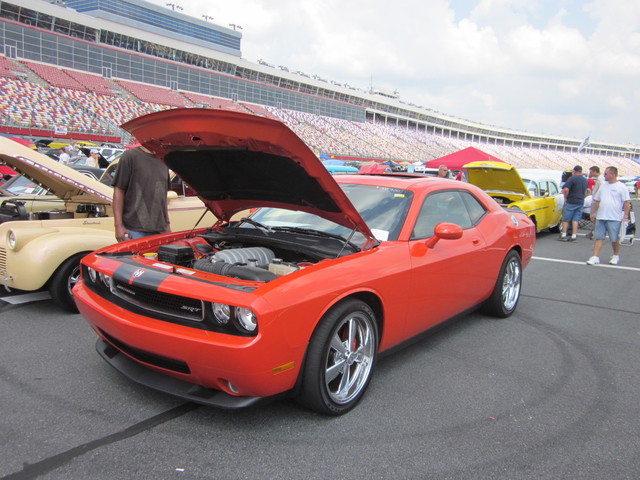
[212, 303, 231, 325]
[236, 307, 257, 333]
[7, 230, 16, 249]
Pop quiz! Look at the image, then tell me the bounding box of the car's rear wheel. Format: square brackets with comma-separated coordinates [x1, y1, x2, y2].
[49, 253, 86, 313]
[297, 299, 379, 415]
[481, 250, 522, 318]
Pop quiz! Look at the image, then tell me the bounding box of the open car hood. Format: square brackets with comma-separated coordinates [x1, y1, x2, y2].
[0, 136, 112, 203]
[463, 161, 530, 197]
[122, 108, 375, 241]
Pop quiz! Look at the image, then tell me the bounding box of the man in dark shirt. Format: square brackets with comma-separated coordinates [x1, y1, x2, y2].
[113, 146, 171, 242]
[558, 165, 589, 241]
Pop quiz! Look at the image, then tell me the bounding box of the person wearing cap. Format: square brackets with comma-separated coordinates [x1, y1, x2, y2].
[558, 165, 589, 241]
[86, 148, 100, 168]
[58, 146, 72, 165]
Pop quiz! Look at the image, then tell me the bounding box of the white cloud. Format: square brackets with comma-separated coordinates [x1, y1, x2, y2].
[145, 0, 640, 145]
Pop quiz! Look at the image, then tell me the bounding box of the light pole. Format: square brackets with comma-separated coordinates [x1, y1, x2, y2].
[229, 24, 243, 31]
[166, 3, 183, 11]
[202, 15, 214, 22]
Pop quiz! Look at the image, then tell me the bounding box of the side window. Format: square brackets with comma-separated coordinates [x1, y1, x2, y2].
[548, 181, 559, 195]
[460, 191, 487, 225]
[411, 190, 479, 240]
[539, 181, 549, 196]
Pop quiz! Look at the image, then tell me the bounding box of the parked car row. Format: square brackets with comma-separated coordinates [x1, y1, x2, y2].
[463, 161, 564, 233]
[0, 136, 215, 311]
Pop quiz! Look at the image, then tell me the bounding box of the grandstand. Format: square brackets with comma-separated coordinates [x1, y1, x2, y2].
[1, 0, 639, 175]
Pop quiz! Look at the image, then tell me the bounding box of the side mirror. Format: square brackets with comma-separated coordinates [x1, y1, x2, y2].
[425, 222, 463, 249]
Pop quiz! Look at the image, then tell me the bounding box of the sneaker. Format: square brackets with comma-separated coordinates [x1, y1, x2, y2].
[609, 255, 619, 265]
[586, 256, 600, 265]
[557, 235, 567, 242]
[568, 236, 577, 242]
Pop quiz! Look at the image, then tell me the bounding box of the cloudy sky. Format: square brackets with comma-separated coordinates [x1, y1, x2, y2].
[147, 0, 639, 146]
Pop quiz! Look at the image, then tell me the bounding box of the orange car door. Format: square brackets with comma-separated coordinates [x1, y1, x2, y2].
[405, 190, 490, 338]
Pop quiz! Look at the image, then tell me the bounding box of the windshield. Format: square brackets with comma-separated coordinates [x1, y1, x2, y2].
[1, 174, 49, 196]
[522, 179, 538, 196]
[248, 183, 413, 244]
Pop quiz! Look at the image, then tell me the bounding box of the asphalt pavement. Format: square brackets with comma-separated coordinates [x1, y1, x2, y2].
[1, 201, 639, 480]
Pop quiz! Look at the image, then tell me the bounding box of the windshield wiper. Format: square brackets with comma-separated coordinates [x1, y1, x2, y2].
[238, 217, 273, 233]
[271, 226, 359, 252]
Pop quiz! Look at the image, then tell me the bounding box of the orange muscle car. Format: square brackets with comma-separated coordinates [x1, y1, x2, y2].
[74, 108, 536, 415]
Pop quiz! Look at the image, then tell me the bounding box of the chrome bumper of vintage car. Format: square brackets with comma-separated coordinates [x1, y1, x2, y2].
[95, 339, 280, 409]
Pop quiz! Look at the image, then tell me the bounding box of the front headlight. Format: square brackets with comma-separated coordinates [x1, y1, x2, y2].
[99, 272, 111, 289]
[207, 303, 258, 335]
[88, 267, 98, 283]
[236, 307, 257, 333]
[212, 303, 231, 325]
[7, 230, 16, 249]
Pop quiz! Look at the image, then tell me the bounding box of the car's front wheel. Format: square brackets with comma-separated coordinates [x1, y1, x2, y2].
[49, 253, 87, 313]
[481, 250, 522, 318]
[297, 299, 379, 415]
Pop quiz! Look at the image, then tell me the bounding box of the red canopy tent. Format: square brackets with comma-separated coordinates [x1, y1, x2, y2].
[426, 147, 507, 169]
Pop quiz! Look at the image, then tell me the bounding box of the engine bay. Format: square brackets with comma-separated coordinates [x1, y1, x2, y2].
[130, 226, 355, 283]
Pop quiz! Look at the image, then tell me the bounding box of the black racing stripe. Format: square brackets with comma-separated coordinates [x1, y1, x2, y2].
[113, 263, 169, 290]
[103, 254, 257, 292]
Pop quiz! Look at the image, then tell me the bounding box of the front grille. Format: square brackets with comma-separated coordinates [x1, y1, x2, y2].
[100, 329, 191, 374]
[0, 247, 6, 272]
[111, 278, 205, 322]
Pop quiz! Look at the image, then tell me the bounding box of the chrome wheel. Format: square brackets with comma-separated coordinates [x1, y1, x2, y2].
[298, 299, 379, 415]
[67, 264, 81, 295]
[501, 256, 521, 311]
[324, 312, 376, 405]
[481, 250, 522, 318]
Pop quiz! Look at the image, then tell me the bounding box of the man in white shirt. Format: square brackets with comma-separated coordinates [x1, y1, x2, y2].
[86, 149, 100, 168]
[58, 146, 71, 165]
[586, 166, 631, 265]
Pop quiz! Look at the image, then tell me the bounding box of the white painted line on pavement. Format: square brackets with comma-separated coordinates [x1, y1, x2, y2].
[0, 291, 51, 305]
[533, 256, 640, 272]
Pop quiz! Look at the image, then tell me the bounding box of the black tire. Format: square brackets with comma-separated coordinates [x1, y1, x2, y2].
[297, 299, 379, 415]
[480, 250, 522, 318]
[49, 253, 87, 313]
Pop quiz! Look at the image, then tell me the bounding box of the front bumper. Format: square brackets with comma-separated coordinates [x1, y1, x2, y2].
[96, 339, 280, 409]
[74, 281, 305, 401]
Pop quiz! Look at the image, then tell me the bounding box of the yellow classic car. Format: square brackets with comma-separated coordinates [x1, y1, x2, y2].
[0, 136, 215, 312]
[464, 161, 564, 233]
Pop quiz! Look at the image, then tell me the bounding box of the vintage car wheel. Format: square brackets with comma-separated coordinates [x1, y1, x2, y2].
[481, 250, 522, 318]
[298, 299, 379, 415]
[49, 253, 87, 313]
